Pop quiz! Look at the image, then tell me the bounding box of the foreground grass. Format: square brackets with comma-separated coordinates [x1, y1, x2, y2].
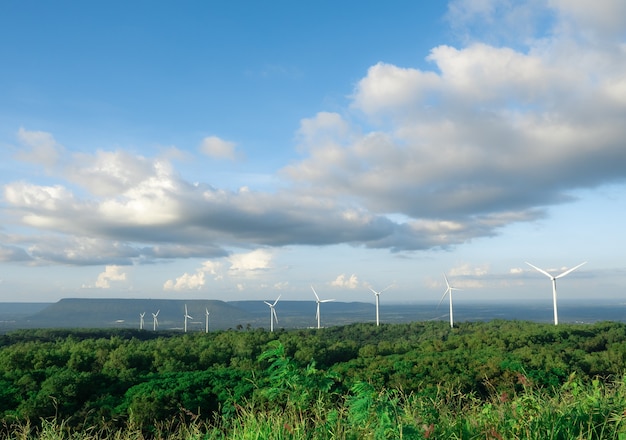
[5, 375, 626, 440]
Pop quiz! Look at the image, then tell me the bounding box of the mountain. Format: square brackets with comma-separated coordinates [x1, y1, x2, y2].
[1, 297, 625, 333]
[23, 298, 253, 331]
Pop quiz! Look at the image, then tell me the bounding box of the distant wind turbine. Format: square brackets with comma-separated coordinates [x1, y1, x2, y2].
[526, 261, 587, 325]
[184, 304, 193, 333]
[311, 286, 335, 329]
[369, 285, 392, 326]
[139, 312, 145, 330]
[438, 273, 461, 328]
[152, 310, 160, 331]
[264, 295, 281, 332]
[205, 308, 210, 333]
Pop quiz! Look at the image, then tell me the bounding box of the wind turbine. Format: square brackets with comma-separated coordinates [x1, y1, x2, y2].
[152, 310, 160, 331]
[205, 308, 210, 333]
[311, 286, 335, 329]
[264, 295, 281, 332]
[525, 261, 587, 325]
[184, 304, 193, 333]
[369, 285, 392, 326]
[438, 273, 461, 328]
[139, 312, 145, 330]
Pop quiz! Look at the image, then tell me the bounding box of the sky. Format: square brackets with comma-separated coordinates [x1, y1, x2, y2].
[1, 0, 625, 308]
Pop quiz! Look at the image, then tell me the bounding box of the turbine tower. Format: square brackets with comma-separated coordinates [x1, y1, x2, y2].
[264, 295, 281, 332]
[369, 285, 392, 326]
[311, 286, 335, 329]
[152, 310, 160, 331]
[139, 312, 145, 330]
[205, 308, 210, 333]
[526, 261, 586, 325]
[438, 273, 461, 328]
[184, 304, 193, 333]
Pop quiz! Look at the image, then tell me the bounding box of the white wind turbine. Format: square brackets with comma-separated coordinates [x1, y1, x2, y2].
[369, 285, 392, 326]
[311, 286, 335, 329]
[152, 310, 160, 331]
[205, 308, 210, 333]
[438, 273, 461, 328]
[139, 312, 145, 330]
[525, 261, 587, 325]
[264, 295, 281, 332]
[184, 304, 193, 333]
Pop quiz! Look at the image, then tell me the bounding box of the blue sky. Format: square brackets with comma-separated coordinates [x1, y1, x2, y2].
[1, 0, 625, 310]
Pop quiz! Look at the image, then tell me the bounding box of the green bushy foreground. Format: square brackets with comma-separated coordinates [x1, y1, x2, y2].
[2, 320, 626, 439]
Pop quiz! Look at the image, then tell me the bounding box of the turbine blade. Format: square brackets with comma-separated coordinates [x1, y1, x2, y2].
[311, 285, 320, 301]
[437, 288, 450, 309]
[368, 287, 378, 295]
[272, 308, 278, 323]
[443, 272, 451, 288]
[526, 262, 553, 278]
[381, 284, 393, 293]
[321, 299, 335, 302]
[272, 295, 281, 306]
[556, 261, 587, 279]
[264, 301, 272, 307]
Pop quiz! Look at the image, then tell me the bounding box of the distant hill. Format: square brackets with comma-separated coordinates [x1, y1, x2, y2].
[23, 298, 253, 331]
[3, 298, 378, 332]
[1, 297, 625, 332]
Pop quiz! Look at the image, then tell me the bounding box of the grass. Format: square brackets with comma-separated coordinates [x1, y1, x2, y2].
[4, 374, 626, 439]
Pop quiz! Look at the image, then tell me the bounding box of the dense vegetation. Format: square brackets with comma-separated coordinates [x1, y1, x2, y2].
[1, 320, 626, 438]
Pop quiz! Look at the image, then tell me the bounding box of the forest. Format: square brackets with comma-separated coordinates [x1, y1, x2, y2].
[1, 320, 626, 439]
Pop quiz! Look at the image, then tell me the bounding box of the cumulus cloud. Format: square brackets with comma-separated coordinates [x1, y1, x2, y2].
[330, 274, 360, 289]
[164, 270, 205, 291]
[163, 260, 225, 291]
[68, 150, 157, 197]
[94, 265, 127, 289]
[228, 249, 273, 277]
[163, 249, 279, 292]
[200, 136, 239, 160]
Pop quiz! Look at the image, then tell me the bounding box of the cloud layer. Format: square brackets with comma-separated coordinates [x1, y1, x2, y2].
[2, 1, 626, 271]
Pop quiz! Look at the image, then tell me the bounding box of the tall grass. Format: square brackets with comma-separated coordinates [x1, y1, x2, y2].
[5, 374, 626, 439]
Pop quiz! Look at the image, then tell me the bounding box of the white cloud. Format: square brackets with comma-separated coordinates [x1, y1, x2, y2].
[200, 136, 239, 160]
[95, 265, 127, 289]
[449, 263, 489, 277]
[549, 0, 626, 39]
[163, 259, 224, 291]
[228, 249, 273, 277]
[15, 127, 63, 169]
[200, 260, 224, 280]
[274, 281, 289, 290]
[163, 270, 205, 291]
[330, 273, 360, 289]
[68, 150, 157, 197]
